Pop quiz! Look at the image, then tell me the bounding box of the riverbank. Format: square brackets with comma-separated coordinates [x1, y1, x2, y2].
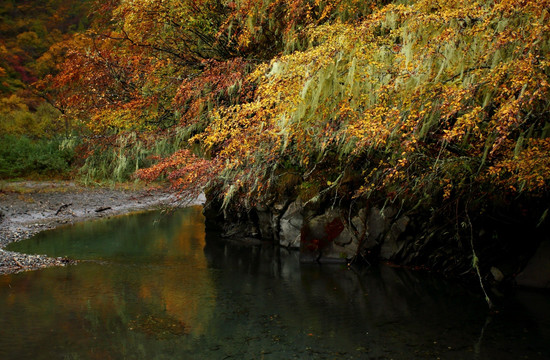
[204, 192, 550, 294]
[0, 181, 199, 275]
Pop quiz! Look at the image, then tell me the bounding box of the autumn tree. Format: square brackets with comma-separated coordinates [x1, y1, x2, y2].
[137, 1, 548, 209]
[42, 0, 550, 212]
[0, 0, 93, 137]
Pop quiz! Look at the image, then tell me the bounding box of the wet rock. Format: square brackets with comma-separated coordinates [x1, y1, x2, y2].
[333, 226, 359, 259]
[367, 207, 386, 244]
[279, 199, 304, 248]
[351, 208, 367, 238]
[300, 209, 348, 263]
[0, 249, 76, 275]
[379, 216, 410, 260]
[308, 209, 341, 240]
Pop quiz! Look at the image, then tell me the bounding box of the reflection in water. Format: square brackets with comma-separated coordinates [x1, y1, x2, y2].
[1, 207, 549, 359]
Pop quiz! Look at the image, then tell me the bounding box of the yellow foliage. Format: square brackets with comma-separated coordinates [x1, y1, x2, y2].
[191, 0, 550, 201]
[488, 139, 550, 193]
[50, 0, 550, 204]
[0, 96, 62, 138]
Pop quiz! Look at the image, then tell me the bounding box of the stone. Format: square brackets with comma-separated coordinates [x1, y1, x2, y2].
[307, 209, 340, 239]
[334, 226, 353, 246]
[334, 227, 359, 258]
[300, 209, 355, 262]
[367, 207, 389, 244]
[490, 266, 505, 282]
[516, 240, 550, 289]
[351, 215, 364, 238]
[351, 208, 367, 236]
[381, 206, 397, 219]
[379, 216, 410, 260]
[279, 199, 304, 248]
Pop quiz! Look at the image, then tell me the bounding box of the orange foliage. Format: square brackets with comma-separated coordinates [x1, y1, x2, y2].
[45, 0, 550, 206]
[136, 150, 221, 200]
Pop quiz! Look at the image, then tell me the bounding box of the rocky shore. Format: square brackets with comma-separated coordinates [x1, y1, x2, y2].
[0, 181, 187, 275]
[205, 194, 550, 291]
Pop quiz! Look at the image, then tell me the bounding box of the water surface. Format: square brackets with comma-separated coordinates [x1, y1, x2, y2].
[2, 207, 549, 359]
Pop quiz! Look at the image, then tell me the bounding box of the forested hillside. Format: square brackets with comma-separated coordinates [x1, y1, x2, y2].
[0, 0, 92, 128]
[0, 0, 92, 177]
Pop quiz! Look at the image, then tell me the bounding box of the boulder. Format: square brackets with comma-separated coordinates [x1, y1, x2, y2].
[379, 216, 410, 260]
[279, 199, 304, 248]
[307, 209, 341, 239]
[300, 209, 350, 263]
[366, 206, 397, 247]
[367, 207, 386, 244]
[351, 207, 367, 236]
[333, 226, 359, 259]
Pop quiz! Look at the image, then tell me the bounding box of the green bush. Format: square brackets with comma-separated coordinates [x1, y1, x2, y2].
[0, 135, 76, 178]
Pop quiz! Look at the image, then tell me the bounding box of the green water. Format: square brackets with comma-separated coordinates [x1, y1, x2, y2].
[2, 207, 549, 359]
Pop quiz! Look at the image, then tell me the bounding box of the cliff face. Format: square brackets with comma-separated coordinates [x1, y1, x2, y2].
[204, 193, 549, 291]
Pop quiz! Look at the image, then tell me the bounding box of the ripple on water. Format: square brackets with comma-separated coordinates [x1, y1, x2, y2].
[1, 207, 549, 360]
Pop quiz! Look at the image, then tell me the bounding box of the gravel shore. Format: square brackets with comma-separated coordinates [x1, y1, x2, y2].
[0, 181, 195, 275]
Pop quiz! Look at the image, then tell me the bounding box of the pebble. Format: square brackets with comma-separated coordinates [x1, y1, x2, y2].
[0, 249, 75, 275]
[0, 181, 183, 275]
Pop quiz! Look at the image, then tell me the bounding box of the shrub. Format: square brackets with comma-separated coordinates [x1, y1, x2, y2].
[0, 135, 76, 178]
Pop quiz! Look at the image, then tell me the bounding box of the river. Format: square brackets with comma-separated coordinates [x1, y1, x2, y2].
[1, 207, 549, 359]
